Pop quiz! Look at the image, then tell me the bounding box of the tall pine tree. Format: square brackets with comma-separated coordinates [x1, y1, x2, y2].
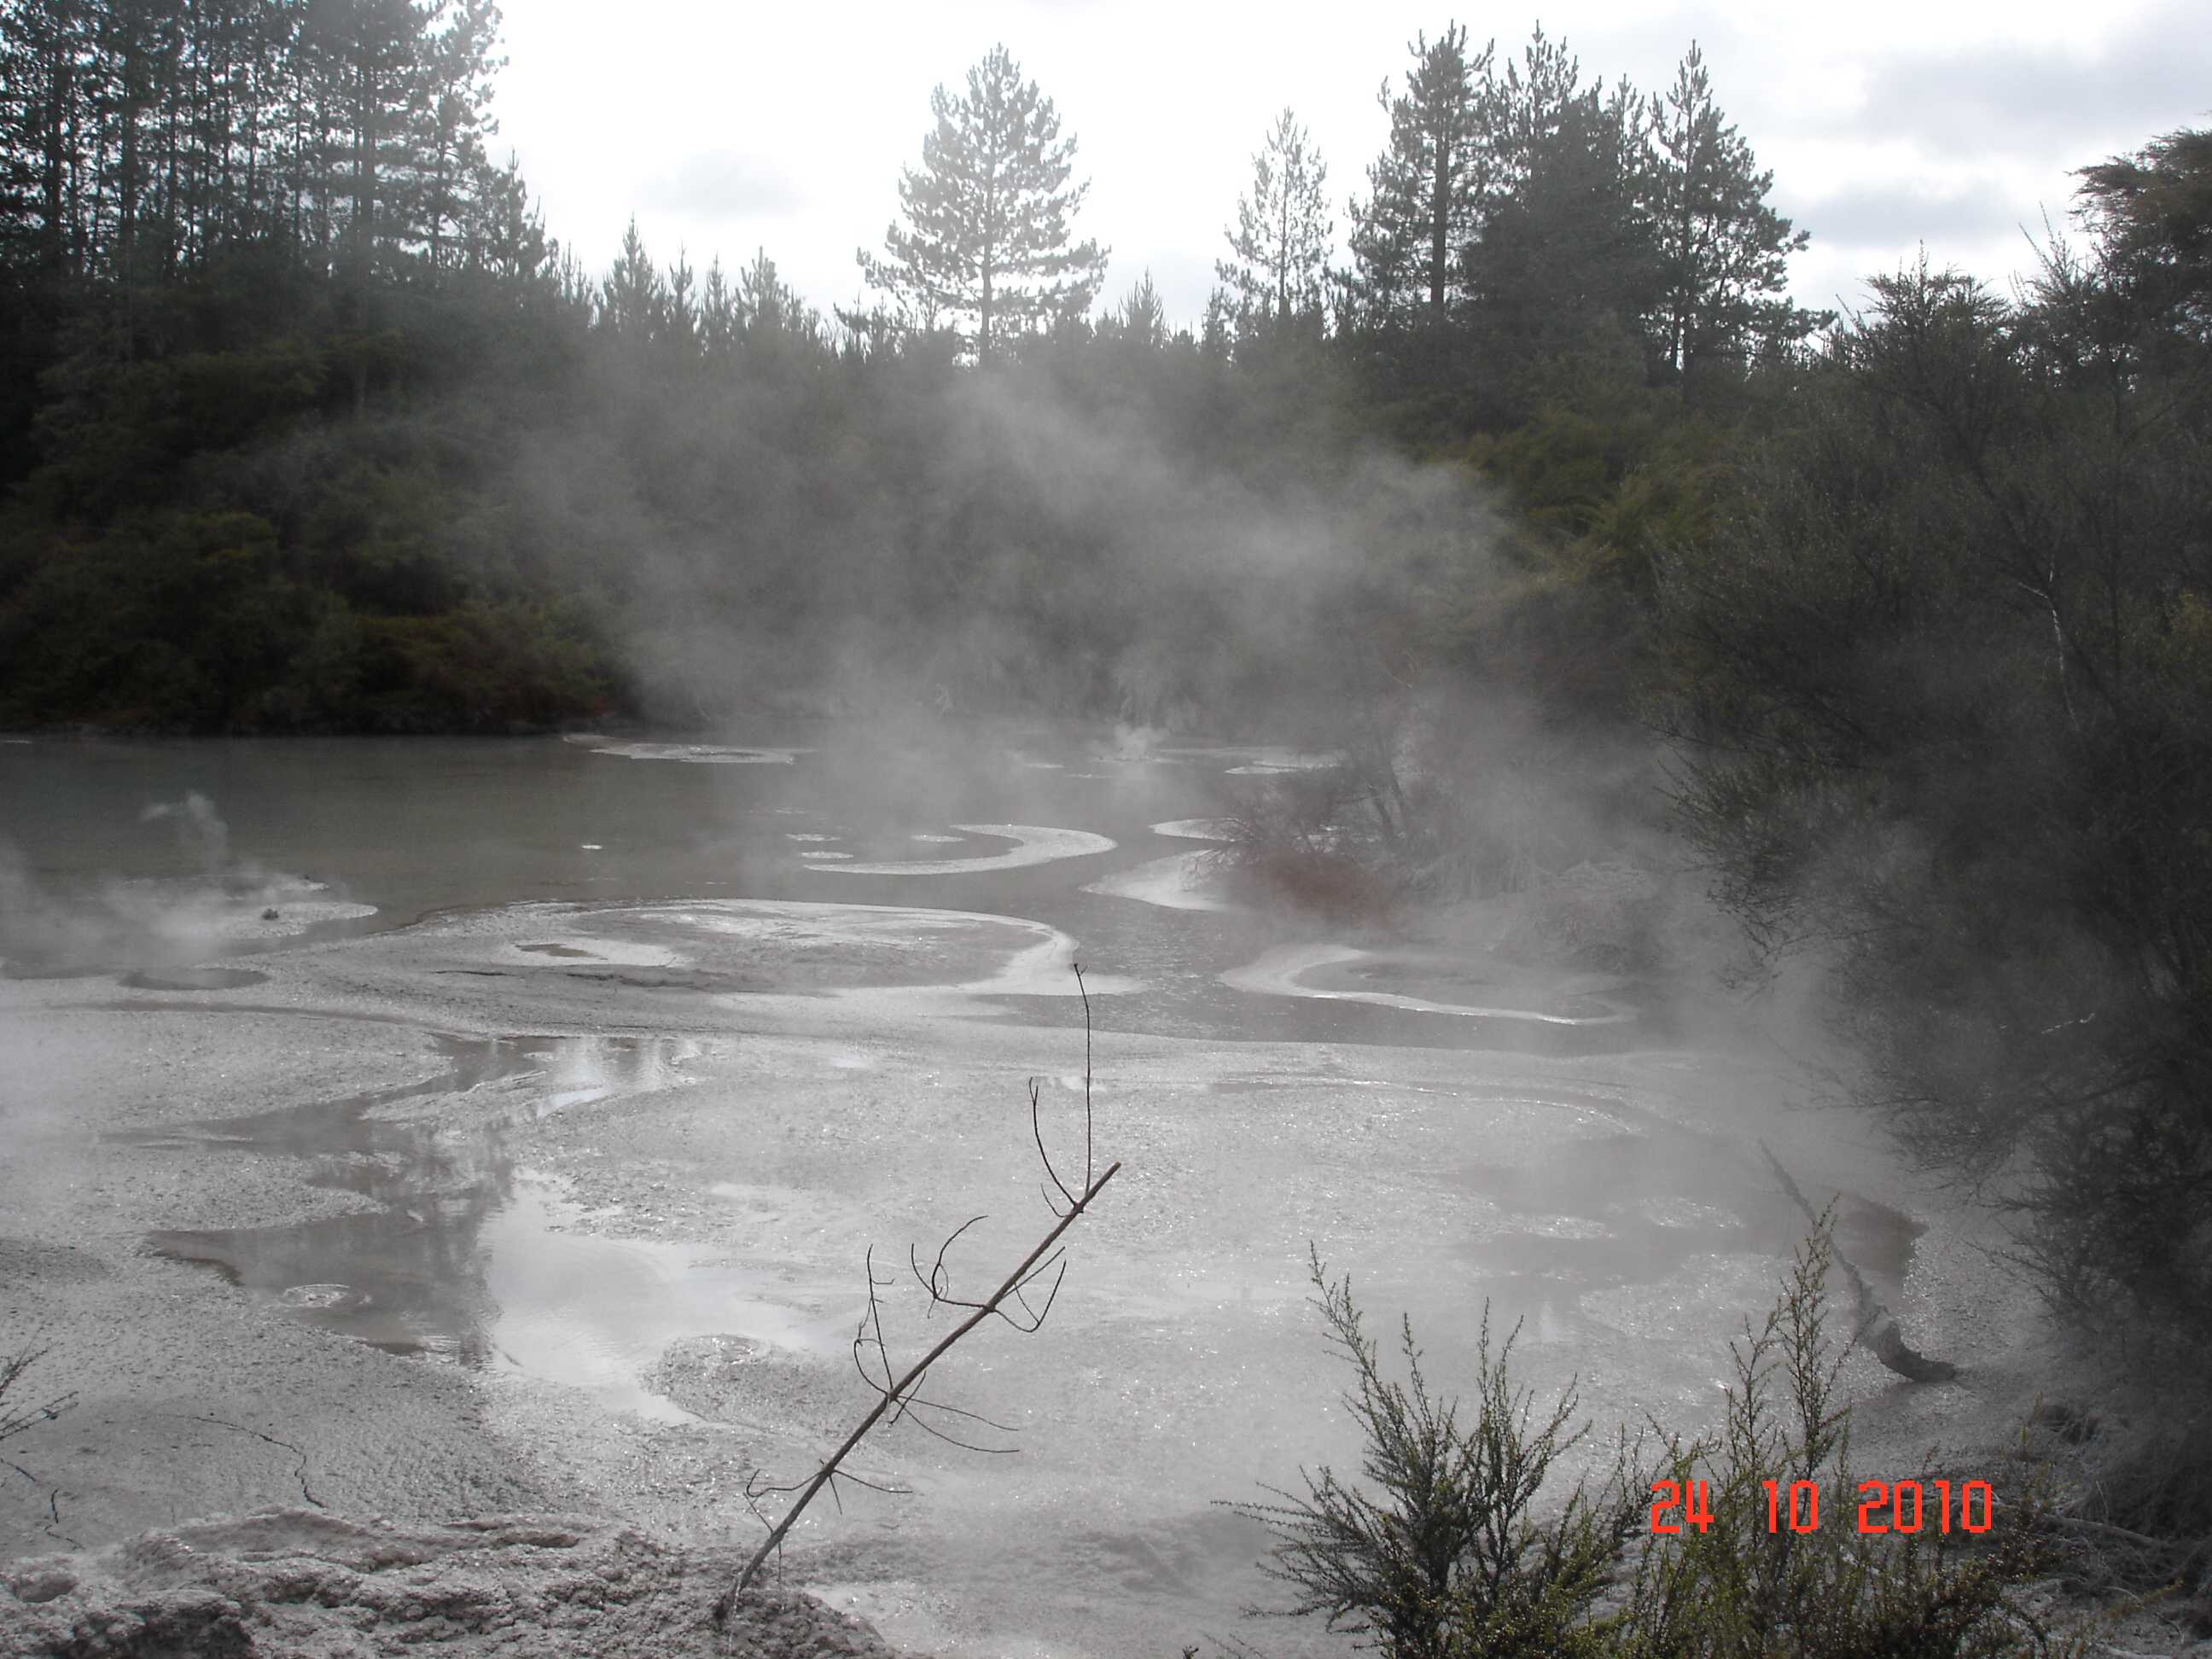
[1348, 25, 1496, 327]
[1464, 29, 1657, 415]
[1216, 107, 1331, 344]
[859, 44, 1106, 364]
[1648, 43, 1819, 399]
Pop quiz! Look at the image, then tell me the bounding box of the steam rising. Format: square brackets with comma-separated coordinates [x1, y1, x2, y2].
[0, 794, 373, 976]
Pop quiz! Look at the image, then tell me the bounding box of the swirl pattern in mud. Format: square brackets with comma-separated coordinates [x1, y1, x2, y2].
[569, 736, 808, 765]
[393, 897, 1125, 998]
[1223, 943, 1636, 1026]
[1150, 818, 1237, 841]
[812, 824, 1115, 875]
[1083, 850, 1232, 911]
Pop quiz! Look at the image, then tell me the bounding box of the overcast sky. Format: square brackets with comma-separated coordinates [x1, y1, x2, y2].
[493, 0, 2211, 334]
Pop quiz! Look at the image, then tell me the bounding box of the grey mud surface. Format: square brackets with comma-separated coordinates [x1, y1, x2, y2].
[0, 1510, 898, 1658]
[1, 894, 2063, 1656]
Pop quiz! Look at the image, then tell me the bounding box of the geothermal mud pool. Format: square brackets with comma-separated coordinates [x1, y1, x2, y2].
[0, 733, 2042, 1656]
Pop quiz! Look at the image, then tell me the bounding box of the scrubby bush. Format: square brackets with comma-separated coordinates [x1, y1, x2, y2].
[1208, 769, 1411, 925]
[1657, 238, 2212, 1368]
[1225, 1247, 1642, 1657]
[1615, 1229, 2056, 1658]
[1238, 1229, 2063, 1656]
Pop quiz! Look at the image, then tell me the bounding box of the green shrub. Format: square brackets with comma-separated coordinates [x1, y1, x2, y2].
[1225, 1247, 1642, 1657]
[1239, 1229, 2064, 1656]
[1617, 1227, 2058, 1657]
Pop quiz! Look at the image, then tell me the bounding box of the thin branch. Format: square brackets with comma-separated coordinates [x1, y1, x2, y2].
[714, 969, 1119, 1615]
[1033, 1077, 1077, 1214]
[911, 1215, 988, 1305]
[718, 1157, 1118, 1610]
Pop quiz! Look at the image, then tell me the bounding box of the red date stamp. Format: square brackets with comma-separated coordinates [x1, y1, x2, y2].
[1649, 1478, 1997, 1535]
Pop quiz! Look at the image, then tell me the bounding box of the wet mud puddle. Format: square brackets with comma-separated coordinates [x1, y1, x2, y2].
[118, 1032, 824, 1416]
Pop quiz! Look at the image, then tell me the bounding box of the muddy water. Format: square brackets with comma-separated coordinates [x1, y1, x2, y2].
[120, 1034, 694, 1363]
[0, 730, 1944, 1656]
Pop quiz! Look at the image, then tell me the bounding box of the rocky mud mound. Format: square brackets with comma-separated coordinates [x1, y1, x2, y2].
[0, 1509, 902, 1658]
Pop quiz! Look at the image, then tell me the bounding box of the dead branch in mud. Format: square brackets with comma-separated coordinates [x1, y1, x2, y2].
[1, 1346, 79, 1547]
[714, 965, 1120, 1620]
[0, 1348, 74, 1447]
[1759, 1141, 1959, 1383]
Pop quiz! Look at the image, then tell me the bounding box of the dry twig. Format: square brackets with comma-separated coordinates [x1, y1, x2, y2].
[0, 1348, 74, 1446]
[715, 964, 1119, 1618]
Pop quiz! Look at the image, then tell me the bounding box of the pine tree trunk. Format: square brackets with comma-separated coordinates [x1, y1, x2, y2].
[1429, 138, 1449, 314]
[40, 54, 70, 272]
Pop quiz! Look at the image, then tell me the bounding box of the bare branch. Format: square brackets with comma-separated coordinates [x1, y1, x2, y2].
[715, 970, 1120, 1616]
[1075, 961, 1093, 1193]
[1033, 1077, 1076, 1214]
[0, 1349, 75, 1447]
[911, 1215, 990, 1306]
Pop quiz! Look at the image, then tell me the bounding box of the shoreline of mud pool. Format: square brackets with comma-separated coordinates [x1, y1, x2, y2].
[2, 892, 2060, 1656]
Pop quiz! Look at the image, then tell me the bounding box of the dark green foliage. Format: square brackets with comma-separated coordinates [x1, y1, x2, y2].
[1348, 26, 1499, 329]
[1462, 32, 1659, 424]
[1646, 44, 1826, 402]
[0, 0, 515, 285]
[356, 599, 611, 731]
[1658, 197, 2212, 1359]
[1618, 1228, 2056, 1658]
[1245, 1231, 2060, 1656]
[2074, 126, 2212, 342]
[0, 3, 1831, 736]
[1228, 1248, 1642, 1658]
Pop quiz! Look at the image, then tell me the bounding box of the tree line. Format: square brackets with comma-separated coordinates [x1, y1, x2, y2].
[0, 0, 523, 285]
[0, 9, 1823, 738]
[853, 27, 1818, 427]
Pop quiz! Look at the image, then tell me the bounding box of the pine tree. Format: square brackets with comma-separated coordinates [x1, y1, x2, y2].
[407, 0, 503, 273]
[0, 0, 96, 273]
[1464, 29, 1659, 413]
[737, 246, 820, 346]
[461, 149, 548, 288]
[859, 44, 1106, 364]
[1098, 269, 1167, 349]
[1216, 107, 1331, 343]
[599, 215, 664, 346]
[1348, 25, 1497, 326]
[1648, 42, 1819, 399]
[319, 0, 428, 276]
[662, 245, 696, 355]
[699, 253, 737, 358]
